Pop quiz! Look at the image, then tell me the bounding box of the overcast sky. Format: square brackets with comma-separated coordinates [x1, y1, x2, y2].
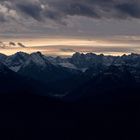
[0, 0, 140, 37]
[0, 0, 140, 56]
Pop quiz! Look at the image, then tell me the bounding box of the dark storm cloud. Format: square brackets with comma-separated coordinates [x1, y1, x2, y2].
[1, 0, 140, 36]
[43, 0, 140, 20]
[16, 2, 43, 21]
[116, 3, 140, 18]
[42, 2, 100, 23]
[1, 0, 140, 23]
[61, 3, 100, 18]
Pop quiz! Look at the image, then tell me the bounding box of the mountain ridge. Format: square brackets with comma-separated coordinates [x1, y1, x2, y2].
[0, 51, 140, 139]
[1, 51, 140, 98]
[0, 52, 140, 97]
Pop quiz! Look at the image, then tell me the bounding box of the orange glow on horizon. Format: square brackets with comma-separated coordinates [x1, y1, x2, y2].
[0, 37, 139, 56]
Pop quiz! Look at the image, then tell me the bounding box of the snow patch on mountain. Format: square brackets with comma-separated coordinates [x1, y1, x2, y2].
[9, 66, 21, 72]
[59, 62, 77, 70]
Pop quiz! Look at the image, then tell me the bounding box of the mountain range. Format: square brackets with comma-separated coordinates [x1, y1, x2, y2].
[0, 51, 140, 98]
[0, 51, 140, 139]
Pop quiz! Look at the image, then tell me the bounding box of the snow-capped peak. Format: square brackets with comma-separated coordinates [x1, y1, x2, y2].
[4, 52, 30, 72]
[30, 52, 49, 66]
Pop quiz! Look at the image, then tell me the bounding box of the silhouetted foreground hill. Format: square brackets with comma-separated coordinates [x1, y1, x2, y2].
[0, 88, 140, 140]
[0, 52, 140, 139]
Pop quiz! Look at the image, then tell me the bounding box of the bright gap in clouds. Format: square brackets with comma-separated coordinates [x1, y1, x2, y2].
[0, 37, 140, 57]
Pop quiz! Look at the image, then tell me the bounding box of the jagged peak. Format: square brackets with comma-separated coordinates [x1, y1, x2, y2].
[0, 53, 7, 57]
[72, 52, 81, 57]
[30, 51, 42, 56]
[15, 51, 29, 56]
[8, 52, 30, 59]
